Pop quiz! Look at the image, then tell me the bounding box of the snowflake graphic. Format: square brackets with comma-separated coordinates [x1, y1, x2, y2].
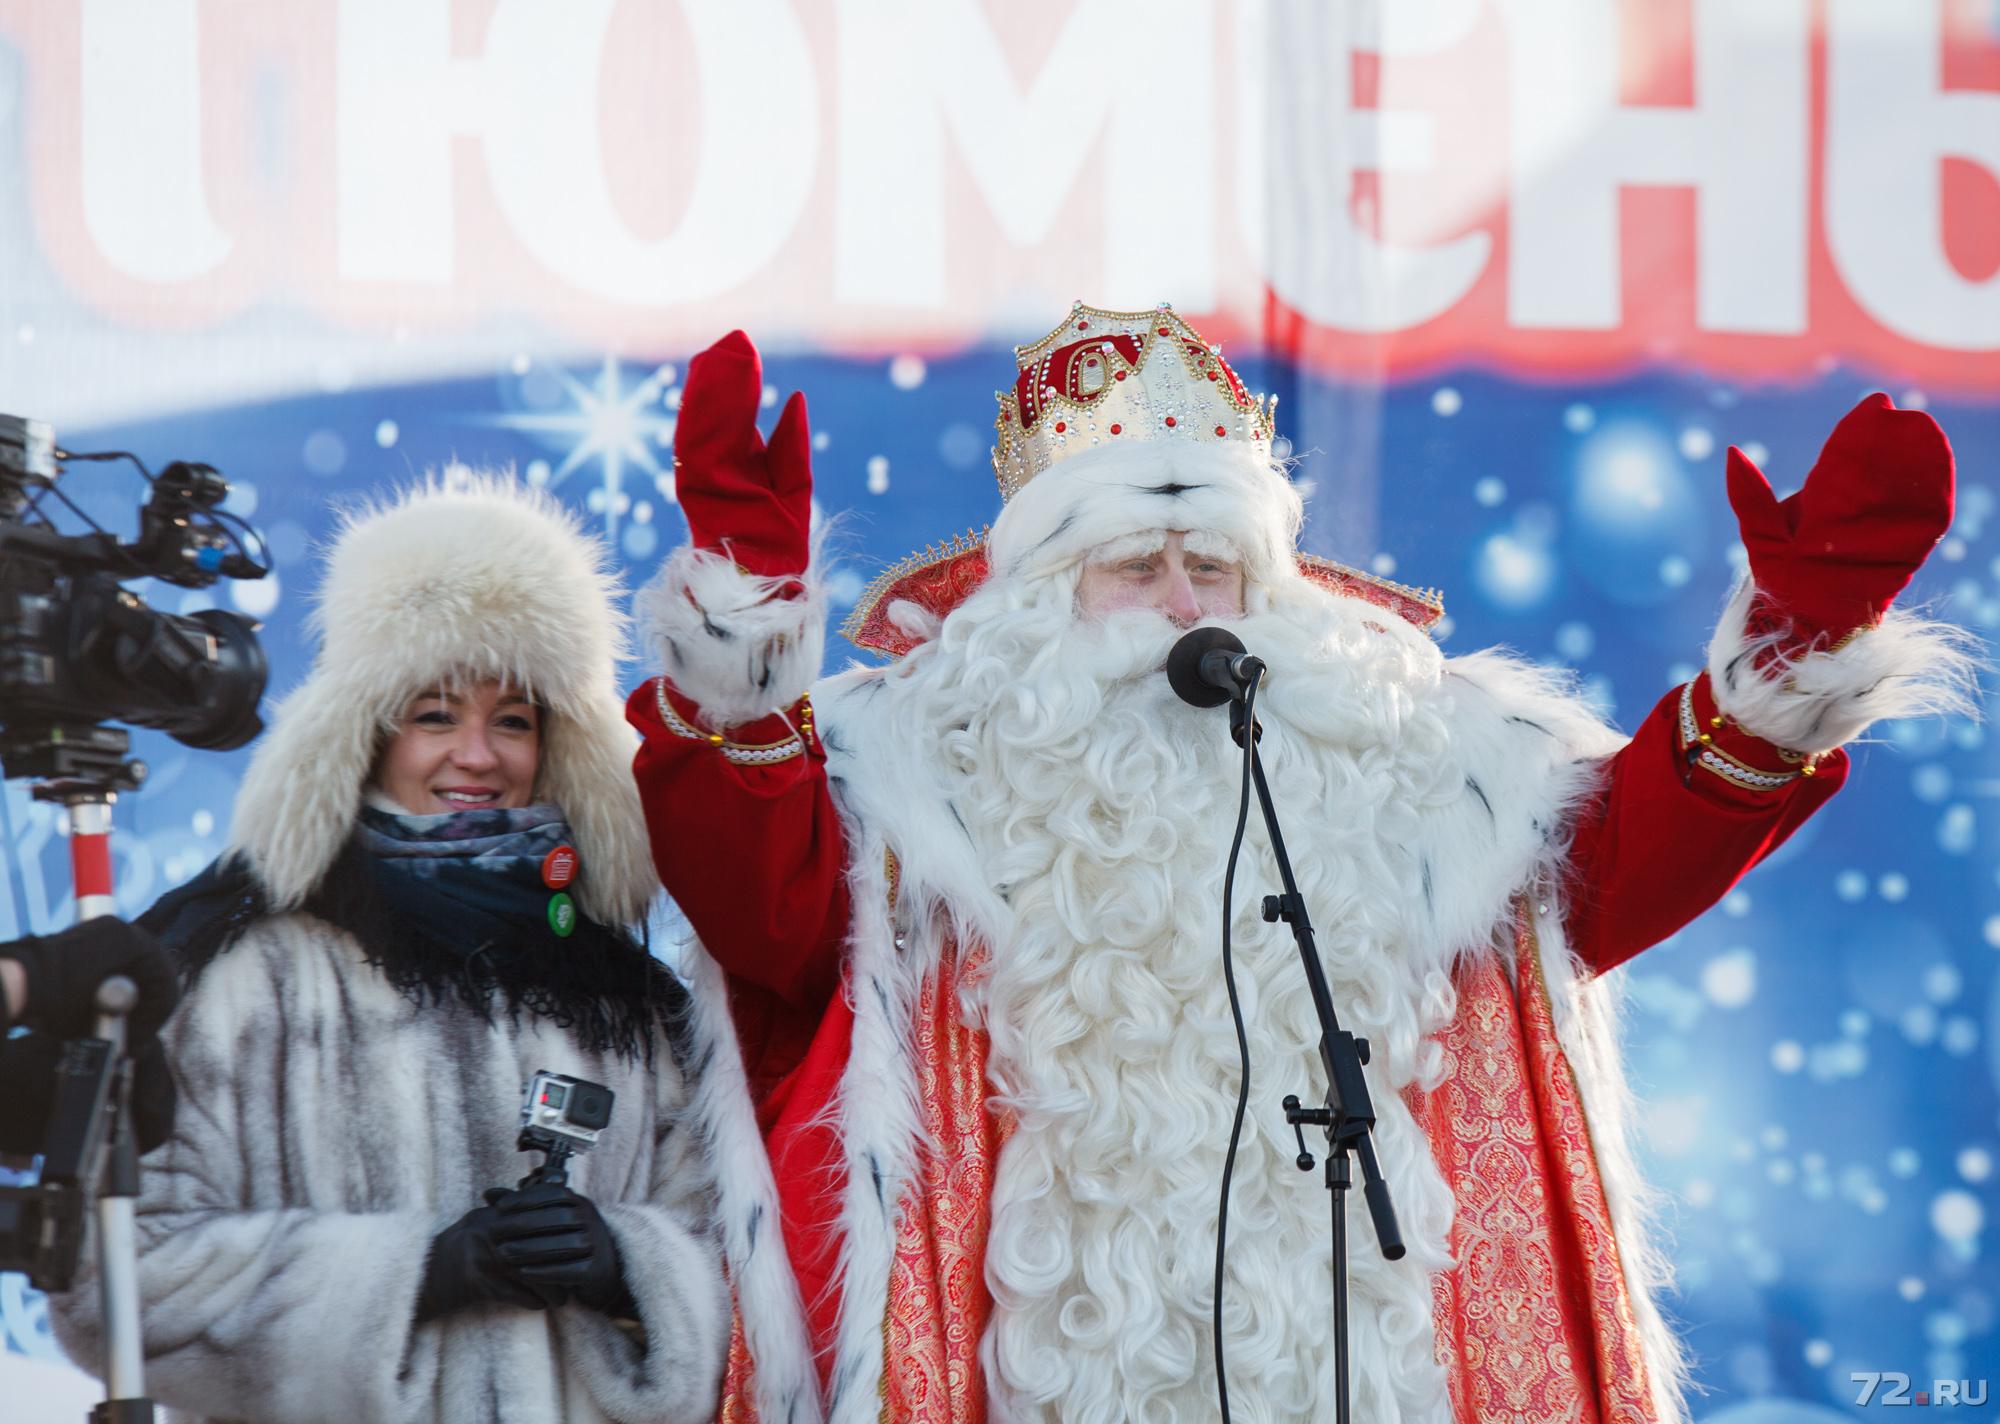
[477, 356, 677, 537]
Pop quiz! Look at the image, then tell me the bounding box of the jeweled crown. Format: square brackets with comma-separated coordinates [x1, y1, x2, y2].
[992, 301, 1279, 499]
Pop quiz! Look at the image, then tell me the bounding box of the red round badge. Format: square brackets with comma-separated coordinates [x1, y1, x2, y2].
[541, 845, 578, 890]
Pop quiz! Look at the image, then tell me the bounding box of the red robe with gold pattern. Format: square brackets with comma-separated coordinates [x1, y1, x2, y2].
[631, 585, 1841, 1424]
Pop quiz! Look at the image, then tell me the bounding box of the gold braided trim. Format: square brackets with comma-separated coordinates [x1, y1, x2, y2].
[1692, 745, 1800, 792]
[1676, 680, 1812, 791]
[837, 526, 990, 651]
[653, 678, 805, 766]
[1295, 552, 1446, 621]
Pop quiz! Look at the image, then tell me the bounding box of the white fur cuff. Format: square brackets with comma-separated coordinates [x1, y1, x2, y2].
[557, 1205, 730, 1423]
[1706, 580, 1981, 754]
[636, 543, 827, 728]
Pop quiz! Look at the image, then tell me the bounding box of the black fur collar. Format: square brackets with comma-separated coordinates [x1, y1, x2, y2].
[143, 839, 688, 1063]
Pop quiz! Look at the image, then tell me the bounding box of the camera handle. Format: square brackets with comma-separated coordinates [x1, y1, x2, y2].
[516, 1135, 577, 1190]
[41, 785, 155, 1424]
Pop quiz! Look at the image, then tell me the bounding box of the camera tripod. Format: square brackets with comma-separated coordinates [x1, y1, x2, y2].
[7, 725, 156, 1423]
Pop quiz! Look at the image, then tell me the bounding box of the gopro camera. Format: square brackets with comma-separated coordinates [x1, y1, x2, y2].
[517, 1070, 615, 1185]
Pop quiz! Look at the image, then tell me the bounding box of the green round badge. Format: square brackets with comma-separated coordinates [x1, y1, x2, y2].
[547, 892, 576, 938]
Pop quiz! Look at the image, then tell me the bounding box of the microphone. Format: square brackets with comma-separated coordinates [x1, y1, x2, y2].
[1167, 627, 1265, 708]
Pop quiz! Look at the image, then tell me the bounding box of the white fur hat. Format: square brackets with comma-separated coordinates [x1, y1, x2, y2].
[227, 475, 658, 928]
[986, 439, 1305, 585]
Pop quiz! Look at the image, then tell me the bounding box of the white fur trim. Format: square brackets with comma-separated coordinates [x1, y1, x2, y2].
[823, 837, 930, 1424]
[1706, 580, 1982, 754]
[566, 1198, 733, 1421]
[636, 542, 828, 728]
[987, 441, 1302, 585]
[1416, 647, 1626, 958]
[676, 946, 823, 1424]
[228, 474, 658, 927]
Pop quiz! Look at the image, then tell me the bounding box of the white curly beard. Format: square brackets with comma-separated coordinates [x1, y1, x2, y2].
[882, 575, 1473, 1424]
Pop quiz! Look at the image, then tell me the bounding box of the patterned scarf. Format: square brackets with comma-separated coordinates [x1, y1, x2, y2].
[149, 803, 686, 1062]
[355, 803, 578, 961]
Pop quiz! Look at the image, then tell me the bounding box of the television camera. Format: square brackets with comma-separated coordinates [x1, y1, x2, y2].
[1, 412, 269, 789]
[1, 411, 272, 1423]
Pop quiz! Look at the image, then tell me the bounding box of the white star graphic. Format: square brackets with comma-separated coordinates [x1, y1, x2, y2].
[479, 355, 676, 535]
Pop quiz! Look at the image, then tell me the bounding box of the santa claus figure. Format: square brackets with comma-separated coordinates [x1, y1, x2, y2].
[631, 304, 1971, 1424]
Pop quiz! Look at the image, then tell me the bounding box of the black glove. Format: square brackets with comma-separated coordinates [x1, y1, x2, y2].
[0, 920, 179, 1046]
[0, 1035, 59, 1156]
[415, 1201, 554, 1322]
[0, 1031, 177, 1158]
[487, 1182, 634, 1318]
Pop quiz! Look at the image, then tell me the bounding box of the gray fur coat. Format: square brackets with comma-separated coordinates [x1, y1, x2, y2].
[51, 911, 728, 1424]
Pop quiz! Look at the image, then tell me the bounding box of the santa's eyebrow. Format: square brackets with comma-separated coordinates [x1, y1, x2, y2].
[1085, 530, 1169, 566]
[1182, 529, 1246, 563]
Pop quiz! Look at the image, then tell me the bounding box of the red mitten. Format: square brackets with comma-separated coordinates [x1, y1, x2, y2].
[675, 330, 814, 585]
[1725, 392, 1954, 654]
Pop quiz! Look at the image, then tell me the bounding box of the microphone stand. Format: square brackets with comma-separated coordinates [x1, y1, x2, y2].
[1227, 689, 1404, 1424]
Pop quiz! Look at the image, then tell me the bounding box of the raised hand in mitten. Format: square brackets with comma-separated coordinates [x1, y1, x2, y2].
[1725, 392, 1954, 657]
[486, 1182, 635, 1318]
[674, 330, 814, 590]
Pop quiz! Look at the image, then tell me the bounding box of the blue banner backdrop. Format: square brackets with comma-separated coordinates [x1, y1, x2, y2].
[2, 348, 1994, 1419]
[4, 1, 2000, 1416]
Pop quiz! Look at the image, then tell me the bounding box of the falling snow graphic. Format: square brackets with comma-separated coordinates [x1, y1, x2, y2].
[2, 354, 1994, 1419]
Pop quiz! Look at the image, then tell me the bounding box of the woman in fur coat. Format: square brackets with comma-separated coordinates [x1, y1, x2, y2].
[53, 477, 728, 1424]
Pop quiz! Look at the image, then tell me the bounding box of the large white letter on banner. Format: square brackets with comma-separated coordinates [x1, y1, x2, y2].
[337, 0, 459, 283]
[1239, 0, 1491, 334]
[1826, 0, 2000, 350]
[80, 0, 233, 283]
[832, 0, 1210, 310]
[481, 1, 816, 304]
[1499, 0, 1808, 333]
[339, 0, 817, 302]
